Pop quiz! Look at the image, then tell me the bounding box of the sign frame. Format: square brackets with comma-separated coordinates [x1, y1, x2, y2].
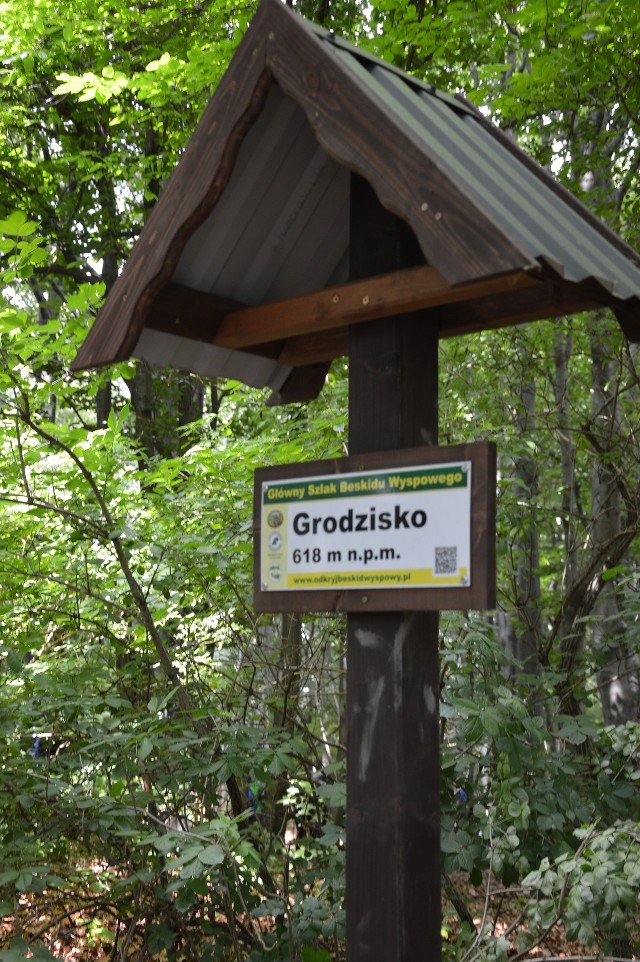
[253, 441, 496, 613]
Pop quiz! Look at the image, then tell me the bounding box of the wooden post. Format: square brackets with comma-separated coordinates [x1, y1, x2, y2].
[346, 177, 442, 961]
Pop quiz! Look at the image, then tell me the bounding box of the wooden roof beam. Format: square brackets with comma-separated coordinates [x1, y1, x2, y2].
[143, 265, 540, 350]
[142, 268, 619, 373]
[438, 281, 610, 337]
[211, 265, 539, 349]
[274, 282, 610, 367]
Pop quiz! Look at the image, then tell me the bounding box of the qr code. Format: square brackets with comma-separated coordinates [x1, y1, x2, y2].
[435, 546, 457, 574]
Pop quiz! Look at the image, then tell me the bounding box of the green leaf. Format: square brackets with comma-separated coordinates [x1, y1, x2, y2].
[54, 72, 88, 95]
[146, 52, 171, 72]
[146, 924, 175, 954]
[0, 210, 37, 236]
[440, 832, 462, 854]
[301, 948, 331, 962]
[1, 938, 58, 961]
[198, 843, 224, 867]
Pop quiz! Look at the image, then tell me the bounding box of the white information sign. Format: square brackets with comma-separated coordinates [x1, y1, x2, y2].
[259, 461, 472, 592]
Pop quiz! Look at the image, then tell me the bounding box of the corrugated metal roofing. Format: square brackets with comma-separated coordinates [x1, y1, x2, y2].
[171, 86, 350, 305]
[323, 42, 640, 298]
[72, 0, 640, 401]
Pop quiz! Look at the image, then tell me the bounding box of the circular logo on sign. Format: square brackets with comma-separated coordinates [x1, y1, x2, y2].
[269, 563, 282, 582]
[267, 510, 283, 528]
[268, 532, 283, 551]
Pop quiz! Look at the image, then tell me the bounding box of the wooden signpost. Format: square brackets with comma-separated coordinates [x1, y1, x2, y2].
[254, 441, 495, 959]
[344, 185, 494, 961]
[72, 4, 640, 959]
[253, 357, 496, 961]
[346, 309, 444, 961]
[252, 183, 497, 961]
[253, 373, 494, 961]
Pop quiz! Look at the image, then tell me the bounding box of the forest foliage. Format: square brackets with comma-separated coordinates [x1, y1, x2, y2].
[0, 0, 639, 959]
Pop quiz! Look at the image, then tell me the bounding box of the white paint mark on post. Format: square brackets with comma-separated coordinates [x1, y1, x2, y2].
[358, 676, 385, 781]
[356, 628, 382, 649]
[424, 683, 437, 715]
[392, 615, 413, 709]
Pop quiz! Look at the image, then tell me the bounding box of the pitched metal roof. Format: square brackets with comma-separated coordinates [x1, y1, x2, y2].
[72, 0, 640, 402]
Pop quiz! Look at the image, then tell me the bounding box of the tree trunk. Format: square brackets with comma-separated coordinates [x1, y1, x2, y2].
[127, 363, 204, 463]
[263, 613, 303, 835]
[504, 363, 542, 702]
[552, 325, 587, 713]
[590, 322, 640, 723]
